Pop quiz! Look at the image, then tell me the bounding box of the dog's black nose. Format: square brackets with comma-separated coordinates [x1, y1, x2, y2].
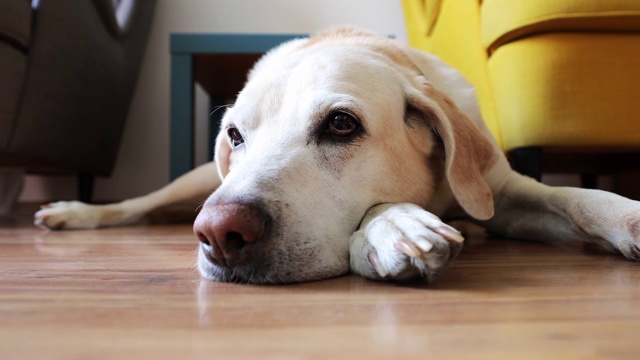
[194, 202, 269, 267]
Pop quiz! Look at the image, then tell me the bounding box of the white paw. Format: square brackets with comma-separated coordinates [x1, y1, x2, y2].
[34, 201, 101, 230]
[350, 203, 464, 282]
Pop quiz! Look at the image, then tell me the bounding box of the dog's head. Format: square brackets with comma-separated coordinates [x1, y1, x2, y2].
[195, 27, 498, 283]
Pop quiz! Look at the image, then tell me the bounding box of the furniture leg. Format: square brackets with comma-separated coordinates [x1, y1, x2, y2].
[78, 173, 94, 203]
[0, 168, 24, 217]
[510, 147, 543, 182]
[581, 173, 598, 189]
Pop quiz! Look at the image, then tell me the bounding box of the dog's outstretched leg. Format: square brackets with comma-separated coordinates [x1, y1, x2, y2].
[483, 172, 640, 261]
[34, 162, 221, 230]
[349, 203, 465, 282]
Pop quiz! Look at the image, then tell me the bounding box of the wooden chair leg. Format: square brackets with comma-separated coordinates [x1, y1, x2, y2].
[509, 147, 543, 182]
[78, 173, 94, 204]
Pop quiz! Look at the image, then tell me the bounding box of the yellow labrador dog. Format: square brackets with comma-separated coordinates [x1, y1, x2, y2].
[35, 28, 640, 283]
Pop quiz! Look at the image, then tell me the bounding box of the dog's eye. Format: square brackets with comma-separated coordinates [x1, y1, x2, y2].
[327, 111, 359, 137]
[227, 127, 244, 147]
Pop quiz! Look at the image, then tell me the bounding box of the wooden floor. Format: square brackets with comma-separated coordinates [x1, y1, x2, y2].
[1, 205, 639, 360]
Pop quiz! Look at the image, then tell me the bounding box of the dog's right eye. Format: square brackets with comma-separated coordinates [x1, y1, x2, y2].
[227, 127, 244, 147]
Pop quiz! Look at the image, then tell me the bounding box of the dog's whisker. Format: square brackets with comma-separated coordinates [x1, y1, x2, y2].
[209, 104, 232, 116]
[195, 202, 204, 214]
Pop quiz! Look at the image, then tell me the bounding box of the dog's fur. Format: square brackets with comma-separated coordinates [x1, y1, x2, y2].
[34, 28, 640, 284]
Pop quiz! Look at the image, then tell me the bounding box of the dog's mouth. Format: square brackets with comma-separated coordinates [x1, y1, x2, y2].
[198, 242, 274, 284]
[200, 242, 229, 268]
[199, 237, 255, 269]
[197, 234, 350, 284]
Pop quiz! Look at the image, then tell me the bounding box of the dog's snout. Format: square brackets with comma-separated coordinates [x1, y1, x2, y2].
[194, 202, 269, 267]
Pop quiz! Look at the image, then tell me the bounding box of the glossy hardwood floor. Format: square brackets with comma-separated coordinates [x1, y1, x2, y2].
[1, 205, 639, 360]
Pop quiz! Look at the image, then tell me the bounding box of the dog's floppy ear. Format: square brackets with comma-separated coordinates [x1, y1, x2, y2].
[214, 129, 232, 180]
[406, 84, 498, 220]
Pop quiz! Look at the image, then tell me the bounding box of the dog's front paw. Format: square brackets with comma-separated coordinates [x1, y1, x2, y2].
[350, 203, 464, 283]
[34, 201, 101, 230]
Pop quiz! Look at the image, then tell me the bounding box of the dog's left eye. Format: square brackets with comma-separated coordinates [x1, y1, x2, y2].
[326, 111, 359, 137]
[227, 127, 244, 147]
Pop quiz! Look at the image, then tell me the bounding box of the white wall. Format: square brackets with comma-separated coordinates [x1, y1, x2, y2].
[19, 0, 408, 202]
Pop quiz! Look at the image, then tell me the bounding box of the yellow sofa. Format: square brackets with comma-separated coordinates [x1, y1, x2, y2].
[403, 0, 640, 185]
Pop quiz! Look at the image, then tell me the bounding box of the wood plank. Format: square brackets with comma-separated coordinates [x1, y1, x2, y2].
[1, 208, 639, 359]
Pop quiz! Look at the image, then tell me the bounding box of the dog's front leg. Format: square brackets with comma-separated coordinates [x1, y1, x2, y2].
[349, 203, 464, 282]
[34, 162, 221, 230]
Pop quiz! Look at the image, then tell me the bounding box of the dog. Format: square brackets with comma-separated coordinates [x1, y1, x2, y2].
[34, 27, 640, 284]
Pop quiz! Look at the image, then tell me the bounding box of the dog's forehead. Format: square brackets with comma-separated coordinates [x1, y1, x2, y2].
[233, 42, 406, 132]
[290, 46, 400, 93]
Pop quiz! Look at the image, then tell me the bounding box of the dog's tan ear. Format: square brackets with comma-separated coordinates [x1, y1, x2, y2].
[214, 129, 232, 180]
[407, 84, 498, 220]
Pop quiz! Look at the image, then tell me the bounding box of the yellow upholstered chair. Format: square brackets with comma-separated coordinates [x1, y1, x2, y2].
[402, 0, 640, 187]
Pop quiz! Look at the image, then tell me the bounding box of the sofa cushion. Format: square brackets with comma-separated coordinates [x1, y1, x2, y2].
[482, 0, 640, 52]
[0, 0, 31, 49]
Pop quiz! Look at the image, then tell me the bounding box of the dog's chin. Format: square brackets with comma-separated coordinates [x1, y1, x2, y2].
[196, 247, 348, 284]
